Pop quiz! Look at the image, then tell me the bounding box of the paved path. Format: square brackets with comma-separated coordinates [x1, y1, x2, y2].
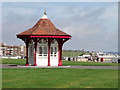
[0, 64, 120, 69]
[70, 66, 119, 69]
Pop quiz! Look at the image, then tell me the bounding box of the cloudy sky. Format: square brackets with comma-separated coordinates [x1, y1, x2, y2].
[1, 2, 118, 52]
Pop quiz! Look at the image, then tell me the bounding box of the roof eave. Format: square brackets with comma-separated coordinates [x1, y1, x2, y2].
[17, 35, 71, 39]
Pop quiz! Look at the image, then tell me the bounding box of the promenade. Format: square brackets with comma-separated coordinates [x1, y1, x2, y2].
[0, 64, 119, 69]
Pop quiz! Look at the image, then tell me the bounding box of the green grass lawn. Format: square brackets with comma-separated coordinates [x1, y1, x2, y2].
[62, 51, 84, 57]
[1, 59, 119, 66]
[63, 61, 119, 66]
[2, 68, 118, 88]
[1, 59, 119, 88]
[1, 59, 25, 65]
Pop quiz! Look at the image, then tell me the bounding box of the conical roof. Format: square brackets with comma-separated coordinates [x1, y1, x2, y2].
[17, 13, 71, 38]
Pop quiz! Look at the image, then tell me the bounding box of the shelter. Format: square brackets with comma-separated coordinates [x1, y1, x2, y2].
[17, 10, 71, 66]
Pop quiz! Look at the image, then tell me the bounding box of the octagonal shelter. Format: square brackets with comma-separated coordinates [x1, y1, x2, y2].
[17, 11, 71, 66]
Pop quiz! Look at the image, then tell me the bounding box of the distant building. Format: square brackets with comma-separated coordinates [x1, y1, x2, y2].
[20, 45, 26, 57]
[0, 43, 26, 57]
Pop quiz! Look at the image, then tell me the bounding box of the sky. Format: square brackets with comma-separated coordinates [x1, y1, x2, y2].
[1, 2, 118, 52]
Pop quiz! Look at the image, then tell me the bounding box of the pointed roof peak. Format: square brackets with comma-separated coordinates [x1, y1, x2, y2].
[41, 9, 48, 19]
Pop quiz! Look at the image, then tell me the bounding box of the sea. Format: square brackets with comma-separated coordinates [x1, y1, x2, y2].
[104, 52, 118, 55]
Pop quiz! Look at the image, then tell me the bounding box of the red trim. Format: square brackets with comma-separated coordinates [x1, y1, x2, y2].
[48, 39, 52, 66]
[31, 35, 70, 38]
[58, 39, 63, 66]
[25, 64, 29, 66]
[17, 35, 71, 39]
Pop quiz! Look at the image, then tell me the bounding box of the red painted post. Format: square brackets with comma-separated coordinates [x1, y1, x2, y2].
[48, 39, 51, 66]
[58, 39, 63, 66]
[34, 39, 37, 66]
[101, 58, 104, 62]
[25, 39, 29, 66]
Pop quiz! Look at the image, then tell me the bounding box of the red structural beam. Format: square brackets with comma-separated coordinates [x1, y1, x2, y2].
[17, 35, 71, 39]
[48, 39, 52, 66]
[58, 39, 63, 66]
[31, 36, 71, 38]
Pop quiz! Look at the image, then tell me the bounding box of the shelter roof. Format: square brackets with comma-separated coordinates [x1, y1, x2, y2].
[17, 12, 71, 38]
